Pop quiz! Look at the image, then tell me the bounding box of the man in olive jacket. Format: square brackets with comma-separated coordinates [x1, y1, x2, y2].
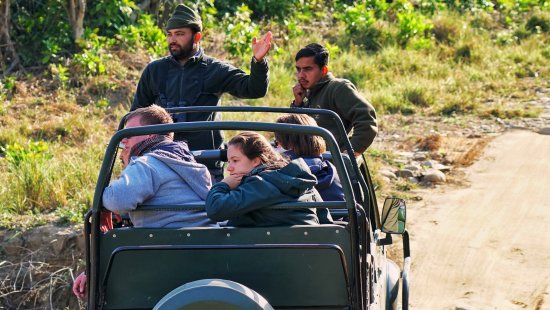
[291, 43, 377, 156]
[131, 4, 272, 180]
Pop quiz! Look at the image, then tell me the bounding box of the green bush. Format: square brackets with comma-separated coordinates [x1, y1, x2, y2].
[72, 30, 116, 76]
[526, 13, 550, 33]
[214, 0, 299, 21]
[85, 0, 138, 36]
[49, 63, 70, 89]
[336, 1, 382, 51]
[222, 5, 260, 59]
[397, 9, 433, 46]
[444, 0, 495, 12]
[454, 45, 473, 62]
[2, 141, 52, 168]
[11, 0, 73, 66]
[117, 14, 167, 58]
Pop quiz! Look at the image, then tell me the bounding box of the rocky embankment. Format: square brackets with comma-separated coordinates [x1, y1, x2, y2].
[373, 89, 550, 190]
[0, 225, 84, 308]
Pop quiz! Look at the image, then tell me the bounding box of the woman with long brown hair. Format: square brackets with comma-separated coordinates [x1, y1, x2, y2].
[206, 131, 320, 226]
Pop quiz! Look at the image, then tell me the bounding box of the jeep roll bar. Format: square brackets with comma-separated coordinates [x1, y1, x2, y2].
[116, 106, 380, 228]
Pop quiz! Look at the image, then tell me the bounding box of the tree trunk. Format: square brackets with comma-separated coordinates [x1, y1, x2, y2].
[159, 1, 177, 29]
[137, 0, 169, 28]
[0, 0, 22, 75]
[66, 0, 86, 41]
[138, 0, 161, 15]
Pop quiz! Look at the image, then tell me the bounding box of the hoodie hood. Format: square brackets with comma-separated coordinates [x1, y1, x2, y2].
[284, 150, 335, 191]
[148, 143, 212, 200]
[258, 158, 317, 197]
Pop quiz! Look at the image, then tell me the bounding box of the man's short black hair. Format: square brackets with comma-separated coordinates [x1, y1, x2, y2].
[295, 43, 329, 68]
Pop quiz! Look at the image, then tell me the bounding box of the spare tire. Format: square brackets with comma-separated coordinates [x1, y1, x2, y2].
[153, 279, 274, 310]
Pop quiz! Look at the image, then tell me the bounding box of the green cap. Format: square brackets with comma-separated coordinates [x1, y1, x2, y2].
[166, 4, 202, 32]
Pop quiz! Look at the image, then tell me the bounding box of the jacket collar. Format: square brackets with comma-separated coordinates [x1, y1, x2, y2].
[308, 72, 334, 97]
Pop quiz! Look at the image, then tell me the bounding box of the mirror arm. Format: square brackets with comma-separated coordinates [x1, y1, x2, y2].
[403, 230, 410, 259]
[377, 233, 393, 246]
[401, 230, 411, 309]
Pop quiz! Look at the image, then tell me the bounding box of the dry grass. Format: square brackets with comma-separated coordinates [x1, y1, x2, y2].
[443, 136, 493, 167]
[415, 134, 443, 152]
[0, 254, 81, 309]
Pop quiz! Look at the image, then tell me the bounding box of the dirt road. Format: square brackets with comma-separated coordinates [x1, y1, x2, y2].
[408, 129, 550, 309]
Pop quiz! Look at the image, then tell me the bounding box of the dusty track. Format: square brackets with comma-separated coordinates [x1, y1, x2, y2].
[408, 129, 550, 309]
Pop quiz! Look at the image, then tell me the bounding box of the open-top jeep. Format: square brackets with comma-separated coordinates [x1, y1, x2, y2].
[83, 106, 410, 309]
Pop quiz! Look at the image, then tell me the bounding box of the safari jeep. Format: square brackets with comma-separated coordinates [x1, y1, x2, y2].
[83, 106, 411, 309]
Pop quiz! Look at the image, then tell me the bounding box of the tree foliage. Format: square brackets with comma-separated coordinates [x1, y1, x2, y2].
[0, 0, 547, 76]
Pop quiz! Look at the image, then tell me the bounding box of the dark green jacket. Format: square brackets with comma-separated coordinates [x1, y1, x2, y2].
[205, 159, 321, 227]
[291, 73, 377, 153]
[131, 49, 269, 156]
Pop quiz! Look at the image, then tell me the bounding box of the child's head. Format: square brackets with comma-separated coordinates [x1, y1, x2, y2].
[275, 114, 326, 157]
[227, 131, 288, 174]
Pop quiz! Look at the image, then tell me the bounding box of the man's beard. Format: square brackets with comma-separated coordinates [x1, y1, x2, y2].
[169, 38, 195, 61]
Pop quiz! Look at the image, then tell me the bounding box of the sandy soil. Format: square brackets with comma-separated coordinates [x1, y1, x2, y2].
[408, 129, 550, 309]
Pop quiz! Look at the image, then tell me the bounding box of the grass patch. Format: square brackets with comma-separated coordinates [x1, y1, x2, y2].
[1, 6, 548, 225]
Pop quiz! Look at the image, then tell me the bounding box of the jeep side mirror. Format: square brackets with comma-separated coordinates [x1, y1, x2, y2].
[381, 198, 406, 234]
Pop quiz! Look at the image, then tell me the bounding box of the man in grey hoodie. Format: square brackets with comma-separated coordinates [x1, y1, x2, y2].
[74, 105, 216, 300]
[103, 104, 217, 228]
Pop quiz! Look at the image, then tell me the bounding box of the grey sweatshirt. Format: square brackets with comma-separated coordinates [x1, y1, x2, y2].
[103, 151, 217, 228]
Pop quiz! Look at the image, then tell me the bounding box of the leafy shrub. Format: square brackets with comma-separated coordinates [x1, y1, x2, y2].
[336, 2, 382, 51]
[222, 5, 260, 59]
[454, 44, 473, 62]
[444, 0, 495, 12]
[495, 31, 517, 45]
[10, 0, 73, 66]
[72, 30, 116, 76]
[49, 64, 70, 89]
[2, 75, 16, 92]
[214, 0, 298, 21]
[397, 9, 433, 46]
[526, 13, 549, 33]
[417, 0, 447, 15]
[195, 0, 218, 31]
[1, 141, 52, 168]
[85, 0, 138, 36]
[116, 14, 167, 58]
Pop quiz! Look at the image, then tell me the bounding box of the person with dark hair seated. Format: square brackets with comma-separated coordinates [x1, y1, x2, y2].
[206, 131, 320, 227]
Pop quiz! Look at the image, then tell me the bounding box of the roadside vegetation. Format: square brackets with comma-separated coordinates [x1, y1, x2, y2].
[0, 0, 548, 228]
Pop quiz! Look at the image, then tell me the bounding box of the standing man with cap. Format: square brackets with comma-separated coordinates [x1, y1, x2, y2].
[291, 43, 377, 157]
[131, 4, 273, 181]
